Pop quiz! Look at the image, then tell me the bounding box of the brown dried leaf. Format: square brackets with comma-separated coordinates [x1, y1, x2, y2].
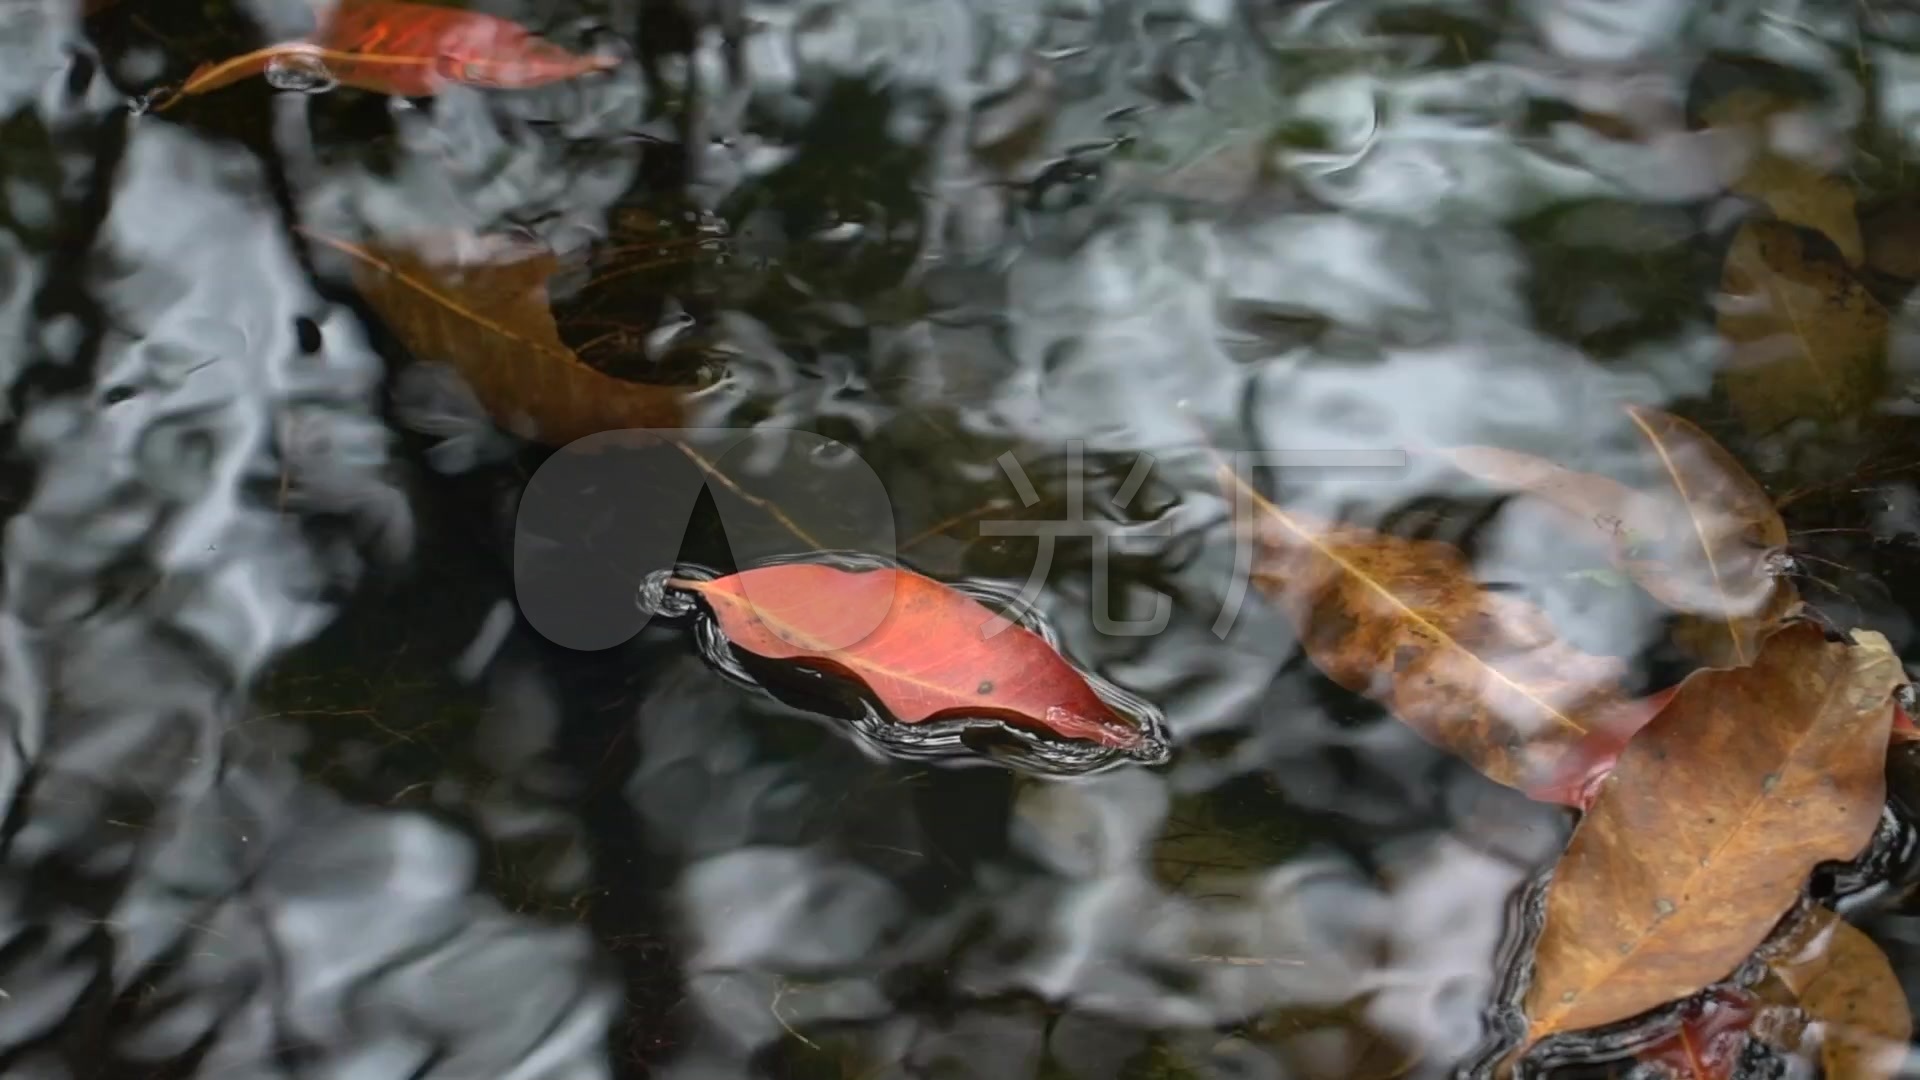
[1441, 405, 1796, 667]
[304, 230, 681, 445]
[1716, 219, 1888, 434]
[1230, 474, 1658, 806]
[1523, 624, 1900, 1042]
[1765, 907, 1912, 1080]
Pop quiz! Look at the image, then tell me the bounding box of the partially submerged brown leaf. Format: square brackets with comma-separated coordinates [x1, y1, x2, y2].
[1440, 406, 1795, 667]
[303, 230, 681, 445]
[1716, 219, 1888, 434]
[1523, 624, 1900, 1042]
[1702, 89, 1862, 265]
[1765, 907, 1912, 1080]
[1230, 472, 1658, 806]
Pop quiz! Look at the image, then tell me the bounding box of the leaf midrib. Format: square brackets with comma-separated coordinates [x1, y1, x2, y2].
[1223, 464, 1588, 737]
[1750, 241, 1845, 414]
[701, 579, 1009, 705]
[1628, 407, 1753, 666]
[300, 230, 572, 362]
[185, 42, 599, 96]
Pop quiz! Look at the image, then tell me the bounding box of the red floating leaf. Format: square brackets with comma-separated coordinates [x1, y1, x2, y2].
[1635, 988, 1758, 1080]
[1537, 683, 1682, 811]
[673, 564, 1146, 750]
[169, 0, 617, 104]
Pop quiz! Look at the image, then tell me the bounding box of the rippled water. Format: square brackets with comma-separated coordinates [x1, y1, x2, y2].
[6, 0, 1920, 1076]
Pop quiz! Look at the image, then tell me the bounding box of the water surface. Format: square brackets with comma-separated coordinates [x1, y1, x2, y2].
[3, 0, 1920, 1076]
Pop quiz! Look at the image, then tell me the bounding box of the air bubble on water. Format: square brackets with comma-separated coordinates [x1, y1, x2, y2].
[637, 566, 708, 620]
[808, 439, 859, 465]
[265, 53, 338, 93]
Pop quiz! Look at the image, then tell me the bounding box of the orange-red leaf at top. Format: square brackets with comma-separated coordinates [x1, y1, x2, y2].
[672, 565, 1147, 751]
[166, 0, 616, 105]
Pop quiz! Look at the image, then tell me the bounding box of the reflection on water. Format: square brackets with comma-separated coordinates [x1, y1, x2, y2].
[0, 0, 1916, 1075]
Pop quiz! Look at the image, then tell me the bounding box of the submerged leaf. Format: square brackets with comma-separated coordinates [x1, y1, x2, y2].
[1735, 155, 1862, 265]
[1441, 405, 1795, 667]
[673, 564, 1148, 750]
[1523, 624, 1900, 1042]
[1764, 907, 1912, 1080]
[1862, 195, 1920, 280]
[1150, 791, 1308, 898]
[167, 0, 616, 104]
[1229, 472, 1658, 806]
[304, 230, 680, 445]
[1702, 89, 1862, 265]
[1716, 219, 1888, 434]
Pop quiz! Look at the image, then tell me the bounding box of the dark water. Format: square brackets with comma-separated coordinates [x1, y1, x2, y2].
[4, 0, 1920, 1076]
